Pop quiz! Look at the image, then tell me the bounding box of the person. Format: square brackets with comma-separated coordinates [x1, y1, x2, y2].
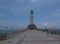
[45, 29, 49, 35]
[51, 29, 53, 34]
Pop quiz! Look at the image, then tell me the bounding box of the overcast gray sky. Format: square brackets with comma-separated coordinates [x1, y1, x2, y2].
[0, 0, 60, 29]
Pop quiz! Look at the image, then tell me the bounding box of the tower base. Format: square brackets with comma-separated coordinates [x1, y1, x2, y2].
[27, 24, 37, 30]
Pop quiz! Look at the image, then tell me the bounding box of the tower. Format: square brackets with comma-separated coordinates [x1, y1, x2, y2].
[27, 10, 37, 30]
[30, 10, 34, 24]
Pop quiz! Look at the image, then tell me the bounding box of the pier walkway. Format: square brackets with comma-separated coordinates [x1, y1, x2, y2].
[0, 30, 60, 44]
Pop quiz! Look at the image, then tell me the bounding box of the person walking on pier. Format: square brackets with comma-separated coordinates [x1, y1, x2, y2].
[45, 29, 49, 35]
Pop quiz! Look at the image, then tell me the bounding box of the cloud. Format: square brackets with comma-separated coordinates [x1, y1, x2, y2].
[14, 0, 22, 3]
[0, 19, 6, 24]
[41, 22, 56, 27]
[0, 14, 3, 17]
[52, 9, 60, 18]
[31, 0, 37, 2]
[42, 23, 48, 26]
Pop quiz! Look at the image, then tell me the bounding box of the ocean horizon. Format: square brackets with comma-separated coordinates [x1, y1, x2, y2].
[0, 29, 17, 33]
[0, 29, 60, 33]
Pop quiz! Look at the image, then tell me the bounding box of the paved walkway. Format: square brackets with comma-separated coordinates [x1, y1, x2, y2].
[0, 30, 60, 44]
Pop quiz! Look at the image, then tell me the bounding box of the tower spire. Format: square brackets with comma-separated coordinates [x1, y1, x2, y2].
[30, 10, 34, 24]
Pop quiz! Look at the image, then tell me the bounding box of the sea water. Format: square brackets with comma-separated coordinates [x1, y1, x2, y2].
[0, 29, 16, 34]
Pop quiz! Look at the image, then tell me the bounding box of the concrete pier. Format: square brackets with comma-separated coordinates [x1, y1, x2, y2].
[0, 30, 60, 44]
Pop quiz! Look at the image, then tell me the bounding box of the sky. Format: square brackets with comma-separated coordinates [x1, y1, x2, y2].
[0, 0, 60, 29]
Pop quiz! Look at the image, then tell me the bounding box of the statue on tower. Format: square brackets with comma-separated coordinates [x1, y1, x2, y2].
[30, 10, 34, 14]
[27, 10, 37, 30]
[30, 10, 34, 24]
